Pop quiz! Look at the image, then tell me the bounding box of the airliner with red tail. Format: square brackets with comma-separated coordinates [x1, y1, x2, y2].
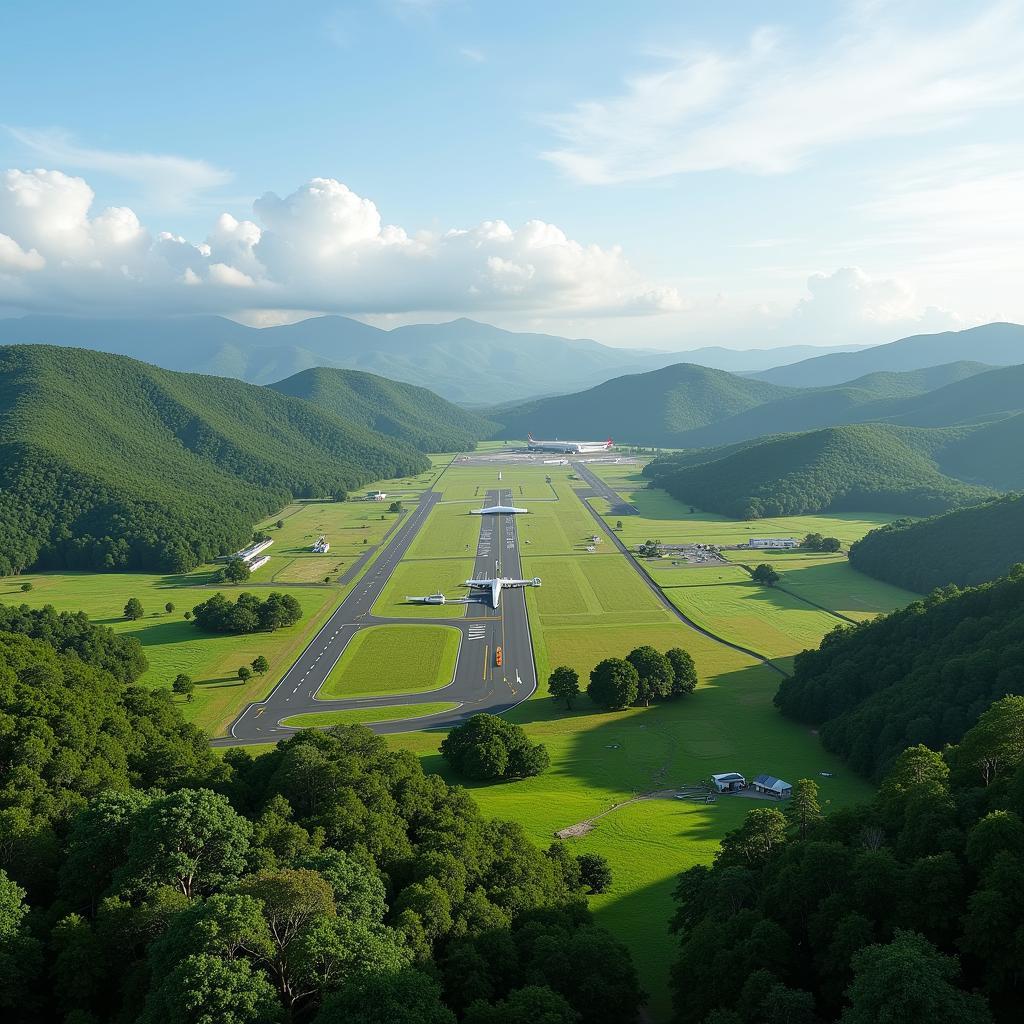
[526, 433, 613, 454]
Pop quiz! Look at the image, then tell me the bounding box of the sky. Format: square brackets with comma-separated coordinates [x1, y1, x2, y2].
[0, 0, 1022, 351]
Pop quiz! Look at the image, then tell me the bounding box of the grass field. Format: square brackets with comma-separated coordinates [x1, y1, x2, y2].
[370, 558, 477, 618]
[1, 571, 340, 734]
[282, 701, 459, 727]
[316, 625, 461, 699]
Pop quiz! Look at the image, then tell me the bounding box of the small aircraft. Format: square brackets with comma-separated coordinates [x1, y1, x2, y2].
[463, 575, 542, 608]
[405, 593, 447, 605]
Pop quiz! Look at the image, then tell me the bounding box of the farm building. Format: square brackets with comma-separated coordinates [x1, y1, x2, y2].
[748, 537, 798, 549]
[711, 772, 746, 793]
[366, 490, 388, 501]
[751, 774, 792, 799]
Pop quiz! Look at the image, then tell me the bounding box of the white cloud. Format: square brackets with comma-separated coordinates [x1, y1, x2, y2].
[7, 128, 233, 210]
[0, 168, 682, 318]
[459, 47, 486, 63]
[785, 266, 963, 343]
[542, 2, 1024, 183]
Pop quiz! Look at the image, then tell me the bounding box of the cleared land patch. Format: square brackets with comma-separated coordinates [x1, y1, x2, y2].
[316, 624, 461, 699]
[282, 701, 459, 728]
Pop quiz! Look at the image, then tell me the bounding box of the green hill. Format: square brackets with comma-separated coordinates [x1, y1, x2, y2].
[775, 566, 1024, 779]
[267, 366, 496, 452]
[644, 423, 995, 518]
[490, 362, 792, 445]
[0, 345, 428, 574]
[849, 493, 1024, 592]
[936, 412, 1024, 490]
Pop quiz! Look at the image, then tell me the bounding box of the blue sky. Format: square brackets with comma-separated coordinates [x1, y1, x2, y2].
[1, 0, 1022, 349]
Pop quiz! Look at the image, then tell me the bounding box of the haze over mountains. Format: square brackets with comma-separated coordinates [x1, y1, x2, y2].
[0, 314, 868, 403]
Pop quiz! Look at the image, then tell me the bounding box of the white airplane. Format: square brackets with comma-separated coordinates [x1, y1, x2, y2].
[463, 575, 542, 608]
[527, 433, 613, 454]
[470, 504, 528, 515]
[405, 592, 446, 605]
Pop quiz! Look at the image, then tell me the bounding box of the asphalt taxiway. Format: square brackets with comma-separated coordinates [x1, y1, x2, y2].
[213, 488, 537, 745]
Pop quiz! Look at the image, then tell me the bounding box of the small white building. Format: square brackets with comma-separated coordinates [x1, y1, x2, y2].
[218, 538, 274, 564]
[247, 554, 271, 572]
[748, 537, 798, 549]
[711, 772, 746, 793]
[751, 774, 792, 799]
[367, 491, 388, 501]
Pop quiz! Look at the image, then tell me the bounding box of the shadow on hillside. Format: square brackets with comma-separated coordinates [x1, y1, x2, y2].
[127, 620, 199, 647]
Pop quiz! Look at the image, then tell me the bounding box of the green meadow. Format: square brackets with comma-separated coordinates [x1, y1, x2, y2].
[371, 558, 477, 618]
[282, 701, 459, 728]
[316, 624, 461, 699]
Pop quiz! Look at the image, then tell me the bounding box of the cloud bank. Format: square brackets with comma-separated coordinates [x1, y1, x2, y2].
[0, 169, 682, 318]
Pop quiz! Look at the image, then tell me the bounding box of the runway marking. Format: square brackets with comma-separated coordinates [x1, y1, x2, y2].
[482, 644, 489, 678]
[254, 707, 265, 718]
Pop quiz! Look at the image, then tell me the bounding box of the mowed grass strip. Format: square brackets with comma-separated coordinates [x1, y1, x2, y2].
[317, 624, 461, 699]
[282, 701, 459, 728]
[371, 558, 477, 618]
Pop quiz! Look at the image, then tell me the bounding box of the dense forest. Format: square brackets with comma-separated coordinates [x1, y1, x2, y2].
[669, 698, 1024, 1023]
[491, 362, 791, 446]
[937, 412, 1024, 491]
[644, 424, 994, 519]
[0, 346, 428, 575]
[774, 567, 1024, 780]
[268, 367, 496, 453]
[849, 494, 1024, 591]
[0, 616, 641, 1024]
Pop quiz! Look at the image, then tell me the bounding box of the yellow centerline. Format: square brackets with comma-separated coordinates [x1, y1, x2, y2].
[482, 643, 489, 679]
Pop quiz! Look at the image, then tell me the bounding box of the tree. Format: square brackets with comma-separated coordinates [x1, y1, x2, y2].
[389, 500, 403, 513]
[665, 647, 698, 696]
[952, 695, 1024, 787]
[173, 674, 195, 700]
[840, 930, 993, 1024]
[578, 852, 612, 894]
[124, 597, 144, 620]
[717, 807, 788, 868]
[124, 788, 252, 899]
[276, 519, 285, 529]
[751, 564, 781, 587]
[184, 610, 192, 620]
[313, 967, 455, 1024]
[548, 666, 580, 710]
[165, 601, 175, 614]
[801, 533, 825, 550]
[238, 665, 253, 684]
[626, 646, 673, 705]
[19, 581, 32, 592]
[140, 953, 284, 1024]
[252, 655, 270, 676]
[785, 779, 822, 839]
[223, 558, 251, 584]
[440, 714, 549, 780]
[465, 985, 579, 1024]
[587, 658, 639, 710]
[616, 520, 623, 530]
[821, 536, 841, 552]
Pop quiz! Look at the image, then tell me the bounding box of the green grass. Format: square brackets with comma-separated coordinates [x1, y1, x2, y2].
[371, 558, 477, 618]
[282, 701, 459, 727]
[1, 570, 340, 735]
[317, 625, 461, 699]
[406, 504, 481, 559]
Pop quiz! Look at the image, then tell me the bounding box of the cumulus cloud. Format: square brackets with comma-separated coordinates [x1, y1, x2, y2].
[543, 2, 1024, 183]
[0, 168, 681, 318]
[785, 267, 962, 343]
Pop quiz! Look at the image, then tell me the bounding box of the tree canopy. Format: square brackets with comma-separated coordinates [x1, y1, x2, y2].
[440, 714, 550, 780]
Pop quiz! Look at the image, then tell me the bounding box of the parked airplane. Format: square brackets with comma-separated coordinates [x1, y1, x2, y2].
[470, 504, 528, 515]
[526, 433, 613, 454]
[405, 593, 446, 605]
[463, 575, 542, 609]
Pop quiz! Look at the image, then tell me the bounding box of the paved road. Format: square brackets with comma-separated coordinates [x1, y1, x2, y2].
[570, 461, 789, 676]
[212, 489, 537, 745]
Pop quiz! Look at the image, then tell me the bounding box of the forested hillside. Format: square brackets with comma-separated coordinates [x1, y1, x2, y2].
[0, 346, 427, 575]
[849, 494, 1024, 591]
[937, 412, 1024, 490]
[677, 361, 993, 447]
[491, 362, 792, 445]
[268, 366, 496, 451]
[774, 566, 1024, 779]
[0, 621, 641, 1024]
[644, 424, 994, 519]
[669, 697, 1024, 1023]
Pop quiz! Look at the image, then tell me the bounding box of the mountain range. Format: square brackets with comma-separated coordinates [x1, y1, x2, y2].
[0, 314, 869, 404]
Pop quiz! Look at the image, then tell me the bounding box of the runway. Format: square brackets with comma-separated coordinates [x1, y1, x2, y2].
[212, 488, 537, 745]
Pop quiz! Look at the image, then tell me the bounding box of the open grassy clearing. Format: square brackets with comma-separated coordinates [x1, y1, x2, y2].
[1, 571, 339, 734]
[316, 624, 461, 699]
[405, 503, 481, 559]
[282, 701, 459, 728]
[435, 463, 564, 502]
[370, 558, 477, 618]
